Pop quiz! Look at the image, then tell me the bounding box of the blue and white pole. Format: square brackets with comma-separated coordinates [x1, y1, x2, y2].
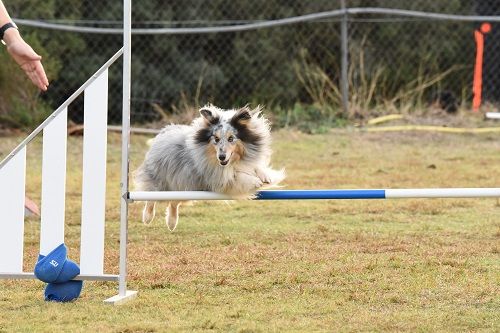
[129, 188, 500, 201]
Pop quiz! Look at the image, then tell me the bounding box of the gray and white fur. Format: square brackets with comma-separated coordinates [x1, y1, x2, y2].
[134, 104, 285, 230]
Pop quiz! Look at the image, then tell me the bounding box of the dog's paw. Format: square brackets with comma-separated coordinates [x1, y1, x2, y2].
[256, 168, 272, 184]
[258, 168, 286, 188]
[142, 203, 156, 225]
[253, 177, 264, 189]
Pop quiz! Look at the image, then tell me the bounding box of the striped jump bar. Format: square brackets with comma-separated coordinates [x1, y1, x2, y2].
[129, 188, 500, 201]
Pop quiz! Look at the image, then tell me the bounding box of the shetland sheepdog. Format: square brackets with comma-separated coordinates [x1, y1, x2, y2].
[134, 104, 285, 231]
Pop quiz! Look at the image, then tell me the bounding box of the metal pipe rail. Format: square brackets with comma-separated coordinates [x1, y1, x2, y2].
[14, 8, 500, 35]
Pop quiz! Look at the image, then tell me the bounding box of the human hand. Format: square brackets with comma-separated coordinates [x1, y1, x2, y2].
[4, 29, 49, 91]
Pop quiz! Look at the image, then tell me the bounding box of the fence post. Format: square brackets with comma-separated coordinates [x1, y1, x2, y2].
[340, 0, 349, 114]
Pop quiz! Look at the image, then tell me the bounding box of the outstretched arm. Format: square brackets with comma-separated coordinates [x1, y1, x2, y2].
[0, 1, 49, 91]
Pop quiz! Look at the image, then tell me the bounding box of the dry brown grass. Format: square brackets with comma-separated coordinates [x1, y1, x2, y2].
[0, 129, 499, 332]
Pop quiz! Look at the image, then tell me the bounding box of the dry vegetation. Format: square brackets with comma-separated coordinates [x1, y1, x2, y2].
[0, 129, 499, 332]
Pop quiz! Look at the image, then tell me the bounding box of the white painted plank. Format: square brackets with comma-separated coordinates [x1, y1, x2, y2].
[0, 147, 26, 273]
[80, 69, 108, 275]
[40, 109, 67, 255]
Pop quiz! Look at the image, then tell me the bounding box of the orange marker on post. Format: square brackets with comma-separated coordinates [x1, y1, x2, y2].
[473, 22, 492, 112]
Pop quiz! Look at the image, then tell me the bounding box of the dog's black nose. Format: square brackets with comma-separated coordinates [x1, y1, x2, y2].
[218, 154, 226, 161]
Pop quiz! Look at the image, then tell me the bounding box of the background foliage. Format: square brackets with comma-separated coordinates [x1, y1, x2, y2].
[1, 0, 497, 128]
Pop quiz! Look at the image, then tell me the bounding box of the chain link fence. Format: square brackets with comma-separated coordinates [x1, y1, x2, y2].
[3, 0, 500, 128]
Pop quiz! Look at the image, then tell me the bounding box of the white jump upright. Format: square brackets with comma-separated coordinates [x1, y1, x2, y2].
[40, 109, 67, 256]
[104, 0, 138, 305]
[80, 69, 108, 276]
[0, 147, 26, 273]
[0, 50, 123, 285]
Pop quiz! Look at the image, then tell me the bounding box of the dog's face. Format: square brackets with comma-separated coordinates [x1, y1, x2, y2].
[195, 105, 261, 166]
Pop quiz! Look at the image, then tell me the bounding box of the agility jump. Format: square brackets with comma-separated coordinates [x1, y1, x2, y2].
[0, 48, 498, 302]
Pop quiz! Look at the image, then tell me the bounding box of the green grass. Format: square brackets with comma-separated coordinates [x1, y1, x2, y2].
[0, 130, 499, 332]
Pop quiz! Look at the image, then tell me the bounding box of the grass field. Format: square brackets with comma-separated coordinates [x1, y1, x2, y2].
[0, 129, 499, 332]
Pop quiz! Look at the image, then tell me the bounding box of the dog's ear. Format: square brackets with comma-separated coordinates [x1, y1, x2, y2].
[199, 106, 219, 125]
[232, 105, 263, 125]
[250, 105, 263, 116]
[231, 106, 253, 125]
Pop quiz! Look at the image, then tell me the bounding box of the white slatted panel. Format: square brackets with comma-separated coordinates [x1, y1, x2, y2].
[80, 69, 108, 275]
[0, 147, 26, 273]
[40, 109, 68, 255]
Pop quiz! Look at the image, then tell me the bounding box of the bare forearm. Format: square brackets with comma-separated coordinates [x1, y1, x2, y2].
[0, 0, 12, 26]
[0, 1, 20, 45]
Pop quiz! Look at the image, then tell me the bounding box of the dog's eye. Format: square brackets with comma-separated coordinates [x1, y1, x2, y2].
[228, 136, 234, 142]
[214, 137, 220, 143]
